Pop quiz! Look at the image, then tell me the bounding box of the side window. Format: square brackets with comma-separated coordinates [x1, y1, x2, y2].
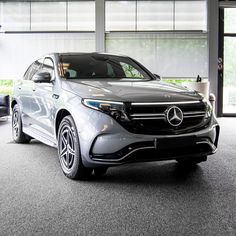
[24, 58, 43, 81]
[64, 69, 77, 79]
[120, 62, 144, 78]
[107, 63, 115, 77]
[23, 64, 34, 80]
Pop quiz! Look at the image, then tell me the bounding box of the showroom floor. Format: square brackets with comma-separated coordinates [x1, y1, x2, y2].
[0, 117, 235, 235]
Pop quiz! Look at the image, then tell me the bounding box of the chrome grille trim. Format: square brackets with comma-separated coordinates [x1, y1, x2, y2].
[183, 111, 205, 118]
[125, 101, 207, 134]
[183, 111, 205, 115]
[130, 111, 206, 120]
[131, 101, 201, 106]
[184, 115, 205, 118]
[130, 113, 164, 117]
[131, 117, 165, 120]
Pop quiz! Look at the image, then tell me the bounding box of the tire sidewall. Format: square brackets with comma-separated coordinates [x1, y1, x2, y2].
[12, 105, 23, 142]
[58, 115, 82, 179]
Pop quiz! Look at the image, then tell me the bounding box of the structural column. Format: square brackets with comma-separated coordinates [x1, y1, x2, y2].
[95, 0, 105, 52]
[208, 0, 219, 115]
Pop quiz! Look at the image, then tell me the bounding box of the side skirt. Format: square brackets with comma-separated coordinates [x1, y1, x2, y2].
[23, 126, 57, 148]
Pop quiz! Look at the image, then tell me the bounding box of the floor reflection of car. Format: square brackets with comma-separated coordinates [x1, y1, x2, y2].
[12, 53, 220, 180]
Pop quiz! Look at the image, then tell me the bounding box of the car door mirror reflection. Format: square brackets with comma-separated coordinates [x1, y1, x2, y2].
[33, 72, 52, 83]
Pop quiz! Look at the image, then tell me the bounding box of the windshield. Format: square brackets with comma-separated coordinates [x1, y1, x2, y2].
[59, 54, 151, 80]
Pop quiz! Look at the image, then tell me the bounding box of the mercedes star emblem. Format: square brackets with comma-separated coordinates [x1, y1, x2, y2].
[166, 106, 183, 127]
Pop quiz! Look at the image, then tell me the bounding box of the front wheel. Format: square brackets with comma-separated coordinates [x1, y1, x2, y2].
[12, 105, 31, 143]
[58, 115, 92, 180]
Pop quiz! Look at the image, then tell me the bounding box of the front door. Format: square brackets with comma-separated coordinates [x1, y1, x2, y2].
[30, 57, 56, 140]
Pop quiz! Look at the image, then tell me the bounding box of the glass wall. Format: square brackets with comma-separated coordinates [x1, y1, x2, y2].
[0, 0, 208, 80]
[223, 8, 236, 114]
[0, 1, 95, 32]
[0, 2, 30, 31]
[68, 1, 95, 31]
[137, 1, 174, 31]
[0, 33, 95, 79]
[106, 1, 136, 31]
[106, 0, 207, 32]
[106, 33, 208, 79]
[224, 8, 236, 33]
[0, 1, 95, 79]
[105, 0, 208, 79]
[31, 2, 67, 31]
[175, 1, 207, 31]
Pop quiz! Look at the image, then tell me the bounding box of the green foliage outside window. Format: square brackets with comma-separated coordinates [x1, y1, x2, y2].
[0, 80, 13, 97]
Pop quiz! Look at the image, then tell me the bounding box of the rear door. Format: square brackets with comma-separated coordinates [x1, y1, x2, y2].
[16, 59, 43, 127]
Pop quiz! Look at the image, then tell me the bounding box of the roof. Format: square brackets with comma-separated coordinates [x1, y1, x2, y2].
[56, 52, 129, 58]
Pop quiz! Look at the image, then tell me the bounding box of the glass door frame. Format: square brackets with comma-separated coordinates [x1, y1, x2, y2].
[218, 4, 236, 117]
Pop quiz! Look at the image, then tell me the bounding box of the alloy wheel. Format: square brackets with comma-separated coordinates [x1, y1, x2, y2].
[59, 124, 76, 172]
[12, 110, 20, 139]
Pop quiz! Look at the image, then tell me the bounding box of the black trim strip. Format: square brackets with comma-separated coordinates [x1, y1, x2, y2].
[4, 31, 95, 34]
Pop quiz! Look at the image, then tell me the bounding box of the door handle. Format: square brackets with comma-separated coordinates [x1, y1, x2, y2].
[52, 94, 59, 99]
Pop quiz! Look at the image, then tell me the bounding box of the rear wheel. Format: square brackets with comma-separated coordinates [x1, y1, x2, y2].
[12, 105, 31, 143]
[177, 156, 207, 166]
[58, 115, 92, 180]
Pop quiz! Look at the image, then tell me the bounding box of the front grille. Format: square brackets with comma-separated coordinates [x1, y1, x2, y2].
[121, 101, 209, 135]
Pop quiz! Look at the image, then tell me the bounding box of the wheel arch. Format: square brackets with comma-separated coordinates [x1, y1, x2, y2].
[11, 99, 17, 109]
[55, 109, 72, 138]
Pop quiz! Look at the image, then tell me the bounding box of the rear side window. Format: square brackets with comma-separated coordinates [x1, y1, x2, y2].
[23, 59, 43, 80]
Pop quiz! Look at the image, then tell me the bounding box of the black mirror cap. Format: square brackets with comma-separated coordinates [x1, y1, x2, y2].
[33, 72, 51, 83]
[153, 74, 161, 80]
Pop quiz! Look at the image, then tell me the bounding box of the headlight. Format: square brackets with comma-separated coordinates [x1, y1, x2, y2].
[203, 98, 213, 119]
[82, 99, 129, 121]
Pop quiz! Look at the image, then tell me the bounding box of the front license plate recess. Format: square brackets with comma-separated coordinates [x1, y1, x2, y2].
[154, 136, 196, 149]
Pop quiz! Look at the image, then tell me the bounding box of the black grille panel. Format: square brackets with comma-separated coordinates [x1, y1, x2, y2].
[121, 101, 209, 135]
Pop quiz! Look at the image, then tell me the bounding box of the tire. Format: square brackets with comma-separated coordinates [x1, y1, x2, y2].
[177, 156, 207, 166]
[58, 115, 92, 180]
[12, 105, 31, 143]
[94, 167, 108, 177]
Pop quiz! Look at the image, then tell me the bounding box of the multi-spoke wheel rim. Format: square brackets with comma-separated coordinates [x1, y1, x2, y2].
[59, 124, 76, 172]
[12, 110, 20, 139]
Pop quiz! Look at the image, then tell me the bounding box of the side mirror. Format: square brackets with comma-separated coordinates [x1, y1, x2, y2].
[153, 74, 161, 80]
[33, 72, 51, 83]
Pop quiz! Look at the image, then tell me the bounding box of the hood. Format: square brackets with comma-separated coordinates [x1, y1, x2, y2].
[62, 79, 202, 103]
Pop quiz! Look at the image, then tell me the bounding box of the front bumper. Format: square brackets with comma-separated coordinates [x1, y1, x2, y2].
[89, 124, 219, 165]
[71, 102, 220, 168]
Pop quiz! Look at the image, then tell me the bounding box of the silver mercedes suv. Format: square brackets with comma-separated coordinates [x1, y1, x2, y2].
[12, 53, 220, 179]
